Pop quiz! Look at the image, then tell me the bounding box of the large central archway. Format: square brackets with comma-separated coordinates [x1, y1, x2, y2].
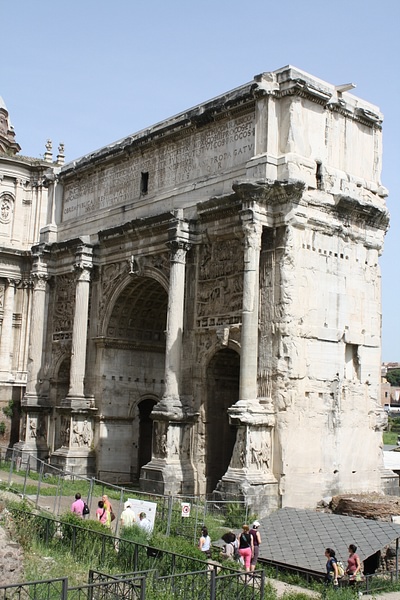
[97, 276, 167, 483]
[205, 348, 240, 494]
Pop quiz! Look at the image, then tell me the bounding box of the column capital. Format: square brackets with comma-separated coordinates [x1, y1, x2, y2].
[240, 209, 263, 251]
[32, 273, 49, 292]
[74, 243, 93, 280]
[5, 278, 19, 288]
[166, 239, 191, 264]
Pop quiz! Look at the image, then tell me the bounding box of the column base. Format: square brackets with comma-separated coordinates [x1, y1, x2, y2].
[216, 469, 280, 518]
[22, 393, 49, 408]
[50, 446, 96, 478]
[381, 468, 400, 496]
[140, 458, 195, 496]
[60, 395, 94, 410]
[13, 440, 49, 466]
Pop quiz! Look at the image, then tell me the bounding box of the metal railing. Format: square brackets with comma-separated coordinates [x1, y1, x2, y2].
[0, 445, 249, 541]
[0, 568, 266, 600]
[6, 506, 239, 577]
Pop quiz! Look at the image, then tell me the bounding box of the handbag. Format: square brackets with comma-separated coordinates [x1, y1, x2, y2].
[110, 511, 116, 522]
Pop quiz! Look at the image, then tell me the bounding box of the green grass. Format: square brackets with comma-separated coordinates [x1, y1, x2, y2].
[383, 431, 398, 444]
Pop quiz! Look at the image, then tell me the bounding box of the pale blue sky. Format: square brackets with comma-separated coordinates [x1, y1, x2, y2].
[2, 0, 399, 361]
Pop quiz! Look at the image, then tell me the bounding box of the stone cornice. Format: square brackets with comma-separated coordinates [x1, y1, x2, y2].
[333, 193, 389, 230]
[93, 336, 165, 352]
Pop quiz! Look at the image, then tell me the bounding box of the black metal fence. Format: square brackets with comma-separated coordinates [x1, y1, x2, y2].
[0, 445, 249, 542]
[6, 506, 237, 577]
[0, 569, 266, 599]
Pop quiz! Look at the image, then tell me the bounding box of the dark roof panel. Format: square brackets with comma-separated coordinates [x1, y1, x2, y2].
[258, 508, 400, 574]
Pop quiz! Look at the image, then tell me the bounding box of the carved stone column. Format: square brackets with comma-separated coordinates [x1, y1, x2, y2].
[238, 212, 263, 406]
[141, 213, 196, 495]
[157, 239, 190, 415]
[16, 257, 50, 460]
[64, 244, 93, 408]
[0, 279, 17, 379]
[52, 243, 96, 476]
[217, 206, 279, 516]
[24, 273, 49, 401]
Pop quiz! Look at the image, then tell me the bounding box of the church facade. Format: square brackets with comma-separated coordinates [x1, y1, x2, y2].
[2, 67, 393, 514]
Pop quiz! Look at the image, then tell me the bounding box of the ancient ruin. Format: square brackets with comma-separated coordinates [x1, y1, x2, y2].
[0, 66, 393, 515]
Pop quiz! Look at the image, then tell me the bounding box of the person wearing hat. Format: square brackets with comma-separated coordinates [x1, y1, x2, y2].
[250, 521, 262, 571]
[120, 501, 136, 529]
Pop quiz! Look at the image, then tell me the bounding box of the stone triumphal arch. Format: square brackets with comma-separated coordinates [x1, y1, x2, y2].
[4, 66, 393, 515]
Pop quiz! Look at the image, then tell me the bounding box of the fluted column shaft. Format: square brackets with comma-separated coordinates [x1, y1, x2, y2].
[0, 279, 16, 376]
[163, 241, 189, 401]
[25, 275, 48, 396]
[239, 216, 262, 403]
[67, 265, 91, 398]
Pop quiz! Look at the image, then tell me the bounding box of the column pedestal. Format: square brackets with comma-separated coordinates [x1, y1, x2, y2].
[50, 409, 96, 476]
[14, 409, 51, 464]
[216, 400, 280, 517]
[139, 413, 196, 495]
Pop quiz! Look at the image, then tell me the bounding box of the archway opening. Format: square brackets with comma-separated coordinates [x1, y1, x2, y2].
[138, 398, 156, 478]
[97, 276, 167, 483]
[206, 348, 239, 494]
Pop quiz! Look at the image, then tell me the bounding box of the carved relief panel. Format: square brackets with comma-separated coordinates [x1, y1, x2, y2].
[52, 273, 75, 341]
[0, 193, 14, 237]
[197, 239, 243, 328]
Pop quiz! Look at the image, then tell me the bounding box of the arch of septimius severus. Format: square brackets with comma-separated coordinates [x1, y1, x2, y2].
[0, 66, 395, 515]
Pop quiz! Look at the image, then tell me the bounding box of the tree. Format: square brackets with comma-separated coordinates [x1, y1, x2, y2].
[387, 369, 400, 387]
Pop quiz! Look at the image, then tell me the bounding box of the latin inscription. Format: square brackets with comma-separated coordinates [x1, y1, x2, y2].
[63, 112, 255, 220]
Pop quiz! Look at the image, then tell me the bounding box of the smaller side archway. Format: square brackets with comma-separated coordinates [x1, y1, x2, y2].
[137, 397, 157, 479]
[205, 348, 240, 494]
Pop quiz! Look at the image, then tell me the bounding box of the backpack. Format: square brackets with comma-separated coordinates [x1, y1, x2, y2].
[232, 541, 240, 561]
[83, 502, 90, 516]
[337, 561, 345, 578]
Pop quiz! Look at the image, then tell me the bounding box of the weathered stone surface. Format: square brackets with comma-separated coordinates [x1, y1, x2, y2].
[0, 509, 24, 585]
[331, 493, 400, 521]
[1, 66, 392, 515]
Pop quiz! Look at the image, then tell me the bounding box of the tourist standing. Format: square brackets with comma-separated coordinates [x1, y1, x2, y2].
[71, 493, 85, 518]
[346, 544, 362, 585]
[238, 524, 254, 572]
[250, 520, 261, 571]
[138, 512, 152, 534]
[120, 501, 136, 529]
[96, 500, 109, 526]
[199, 526, 211, 558]
[102, 494, 114, 526]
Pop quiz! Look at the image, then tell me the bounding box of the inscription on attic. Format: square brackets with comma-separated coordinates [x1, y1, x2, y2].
[62, 112, 255, 220]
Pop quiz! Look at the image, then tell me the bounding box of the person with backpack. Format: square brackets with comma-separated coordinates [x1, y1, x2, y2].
[324, 548, 339, 589]
[71, 493, 84, 518]
[220, 531, 238, 561]
[238, 524, 254, 572]
[96, 500, 110, 526]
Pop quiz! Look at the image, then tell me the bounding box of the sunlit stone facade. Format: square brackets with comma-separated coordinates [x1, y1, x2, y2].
[2, 67, 393, 514]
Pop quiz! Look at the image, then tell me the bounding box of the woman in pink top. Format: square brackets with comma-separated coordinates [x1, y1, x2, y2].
[346, 544, 362, 585]
[96, 500, 109, 526]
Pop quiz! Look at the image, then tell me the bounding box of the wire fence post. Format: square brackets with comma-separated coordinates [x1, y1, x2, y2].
[22, 454, 29, 498]
[209, 567, 216, 600]
[140, 575, 146, 600]
[36, 457, 44, 507]
[7, 447, 15, 486]
[166, 494, 173, 537]
[61, 577, 69, 600]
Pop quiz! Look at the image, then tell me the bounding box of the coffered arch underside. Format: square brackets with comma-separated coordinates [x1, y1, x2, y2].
[99, 266, 169, 339]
